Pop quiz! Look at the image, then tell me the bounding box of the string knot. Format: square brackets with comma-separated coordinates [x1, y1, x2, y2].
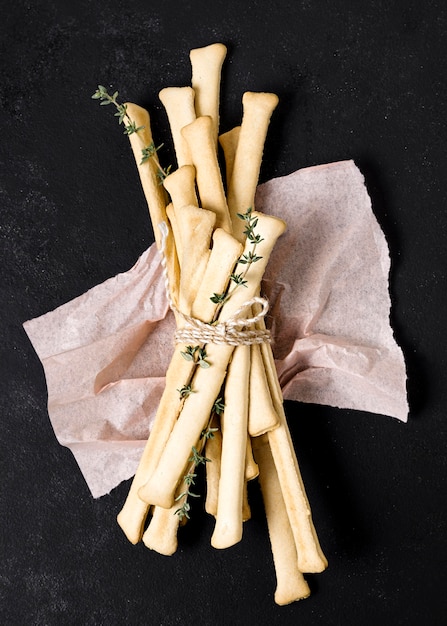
[158, 221, 271, 347]
[174, 297, 271, 346]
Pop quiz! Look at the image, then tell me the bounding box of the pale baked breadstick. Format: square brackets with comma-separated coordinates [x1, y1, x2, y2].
[220, 108, 280, 436]
[142, 502, 180, 556]
[190, 43, 227, 144]
[211, 345, 250, 549]
[125, 102, 180, 305]
[226, 91, 279, 243]
[253, 434, 311, 605]
[138, 213, 286, 509]
[143, 445, 200, 555]
[181, 116, 232, 232]
[254, 300, 327, 573]
[204, 414, 222, 516]
[265, 360, 328, 573]
[248, 341, 279, 436]
[117, 229, 242, 543]
[159, 86, 196, 167]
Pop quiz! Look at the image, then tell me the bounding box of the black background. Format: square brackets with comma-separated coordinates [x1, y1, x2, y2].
[1, 1, 446, 624]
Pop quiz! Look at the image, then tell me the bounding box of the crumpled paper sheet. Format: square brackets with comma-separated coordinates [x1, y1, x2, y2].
[24, 160, 408, 498]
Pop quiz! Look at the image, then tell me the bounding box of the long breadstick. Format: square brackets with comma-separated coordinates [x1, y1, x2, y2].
[117, 229, 242, 543]
[204, 414, 222, 516]
[138, 213, 286, 510]
[181, 116, 232, 233]
[220, 103, 280, 437]
[252, 299, 327, 572]
[248, 341, 279, 436]
[159, 86, 196, 167]
[226, 91, 279, 243]
[125, 102, 168, 236]
[190, 43, 227, 145]
[211, 345, 250, 549]
[125, 102, 180, 305]
[265, 357, 328, 573]
[253, 435, 311, 605]
[143, 450, 200, 555]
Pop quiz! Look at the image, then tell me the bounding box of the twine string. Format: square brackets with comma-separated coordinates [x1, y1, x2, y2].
[158, 221, 271, 346]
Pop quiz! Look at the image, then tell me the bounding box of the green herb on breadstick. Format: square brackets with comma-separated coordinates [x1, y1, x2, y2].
[210, 207, 263, 311]
[174, 423, 217, 520]
[180, 345, 211, 368]
[92, 85, 171, 181]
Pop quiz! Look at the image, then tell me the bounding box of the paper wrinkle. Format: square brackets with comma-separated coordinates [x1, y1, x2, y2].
[24, 160, 408, 498]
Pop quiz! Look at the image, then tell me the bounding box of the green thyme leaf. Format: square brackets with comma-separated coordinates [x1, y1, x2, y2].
[210, 292, 227, 304]
[212, 398, 225, 416]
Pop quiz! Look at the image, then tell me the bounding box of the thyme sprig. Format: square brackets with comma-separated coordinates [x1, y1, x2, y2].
[174, 422, 218, 520]
[210, 207, 263, 311]
[92, 85, 171, 182]
[212, 397, 225, 416]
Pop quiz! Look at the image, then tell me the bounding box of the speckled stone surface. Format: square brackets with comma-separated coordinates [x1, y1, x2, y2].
[1, 1, 446, 624]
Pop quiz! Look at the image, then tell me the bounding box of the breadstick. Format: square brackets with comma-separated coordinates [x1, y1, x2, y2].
[138, 213, 286, 510]
[211, 345, 250, 549]
[142, 503, 180, 556]
[253, 301, 325, 568]
[204, 414, 222, 516]
[174, 205, 216, 313]
[181, 116, 232, 232]
[266, 370, 328, 573]
[258, 314, 327, 572]
[253, 434, 311, 605]
[143, 444, 200, 555]
[117, 229, 242, 543]
[125, 102, 180, 305]
[159, 86, 196, 167]
[190, 43, 227, 144]
[163, 165, 198, 211]
[138, 343, 233, 510]
[248, 341, 279, 436]
[219, 126, 240, 185]
[190, 228, 243, 322]
[220, 108, 280, 436]
[226, 92, 279, 243]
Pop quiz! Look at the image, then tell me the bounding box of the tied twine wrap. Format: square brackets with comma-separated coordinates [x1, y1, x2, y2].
[158, 222, 271, 347]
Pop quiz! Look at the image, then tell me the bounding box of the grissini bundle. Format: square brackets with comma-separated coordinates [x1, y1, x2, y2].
[94, 42, 327, 605]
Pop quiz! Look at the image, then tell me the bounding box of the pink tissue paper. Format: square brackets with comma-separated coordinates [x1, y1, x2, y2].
[24, 160, 408, 498]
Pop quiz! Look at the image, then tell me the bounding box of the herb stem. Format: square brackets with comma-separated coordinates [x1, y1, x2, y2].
[210, 207, 263, 320]
[92, 85, 170, 181]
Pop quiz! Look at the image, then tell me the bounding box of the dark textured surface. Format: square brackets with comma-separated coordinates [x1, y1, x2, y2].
[1, 1, 446, 624]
